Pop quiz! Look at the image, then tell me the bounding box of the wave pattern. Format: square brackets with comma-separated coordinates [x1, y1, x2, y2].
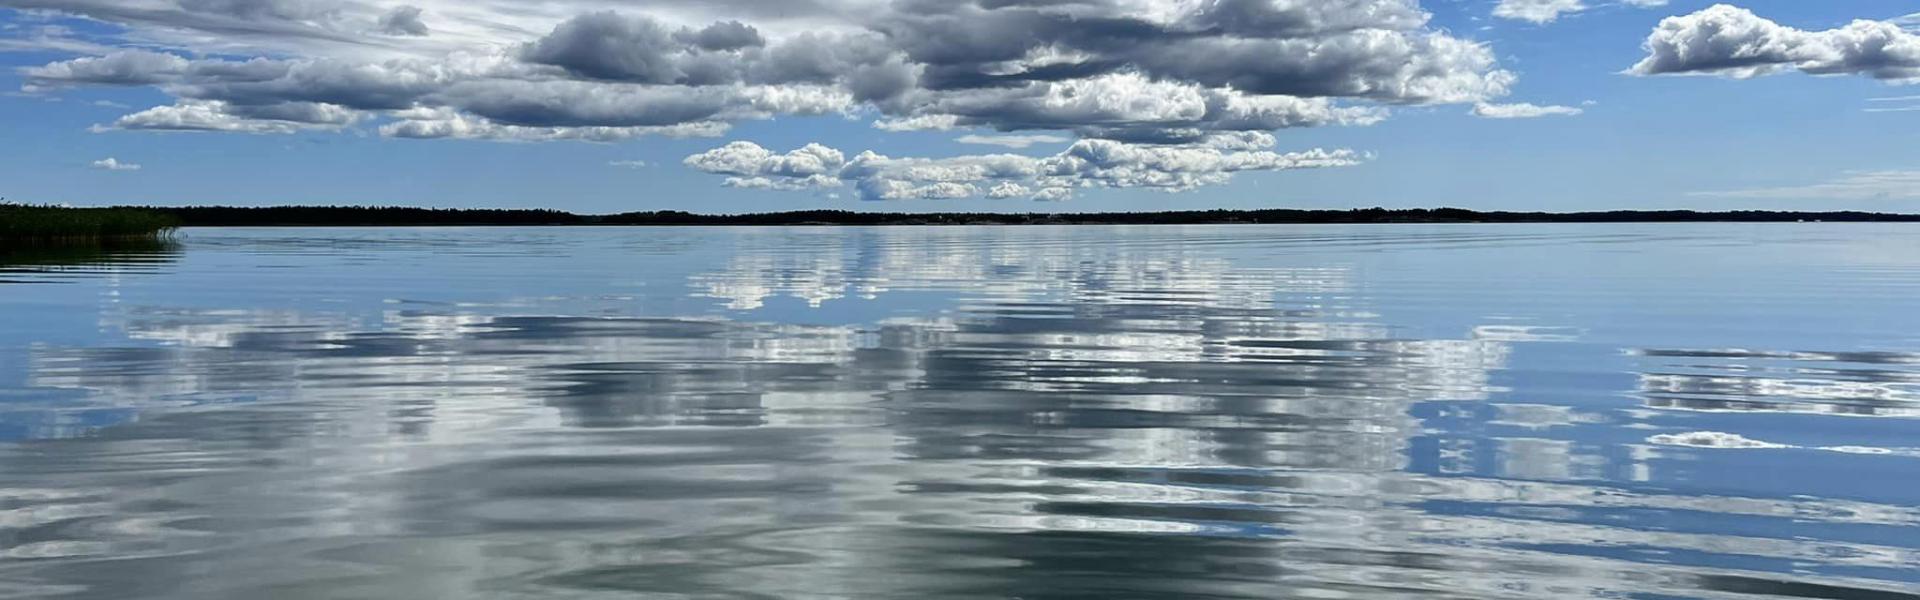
[0, 225, 1918, 599]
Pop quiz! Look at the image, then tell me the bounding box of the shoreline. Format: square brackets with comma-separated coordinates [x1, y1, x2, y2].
[97, 206, 1920, 228]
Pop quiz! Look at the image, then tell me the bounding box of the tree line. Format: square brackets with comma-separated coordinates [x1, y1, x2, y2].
[106, 205, 1920, 226]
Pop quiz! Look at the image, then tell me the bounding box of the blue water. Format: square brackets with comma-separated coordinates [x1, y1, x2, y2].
[1, 225, 1917, 598]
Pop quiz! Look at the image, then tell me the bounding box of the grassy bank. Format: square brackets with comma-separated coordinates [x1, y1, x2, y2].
[0, 204, 180, 245]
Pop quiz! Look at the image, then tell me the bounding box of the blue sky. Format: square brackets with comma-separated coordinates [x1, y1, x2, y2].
[1, 0, 1916, 213]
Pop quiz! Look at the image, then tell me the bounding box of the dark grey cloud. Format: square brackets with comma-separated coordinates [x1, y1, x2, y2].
[518, 12, 908, 96]
[1631, 4, 1920, 82]
[864, 0, 1502, 103]
[520, 11, 690, 83]
[436, 80, 733, 128]
[675, 20, 763, 51]
[21, 50, 192, 88]
[377, 5, 428, 36]
[1187, 0, 1431, 37]
[169, 58, 454, 110]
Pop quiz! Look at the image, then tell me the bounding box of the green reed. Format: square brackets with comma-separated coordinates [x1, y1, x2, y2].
[0, 204, 180, 245]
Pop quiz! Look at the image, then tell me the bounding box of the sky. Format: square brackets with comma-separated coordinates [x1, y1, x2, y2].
[0, 0, 1916, 214]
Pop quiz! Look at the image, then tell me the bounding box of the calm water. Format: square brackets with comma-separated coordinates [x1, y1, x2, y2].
[2, 225, 1918, 599]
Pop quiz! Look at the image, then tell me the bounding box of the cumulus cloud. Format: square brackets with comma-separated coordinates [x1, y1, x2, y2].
[1691, 170, 1920, 202]
[1471, 102, 1584, 119]
[955, 134, 1070, 149]
[89, 157, 140, 171]
[683, 141, 848, 190]
[1630, 4, 1920, 82]
[686, 135, 1364, 201]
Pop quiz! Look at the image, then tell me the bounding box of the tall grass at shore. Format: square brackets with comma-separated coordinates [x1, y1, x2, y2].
[0, 204, 180, 245]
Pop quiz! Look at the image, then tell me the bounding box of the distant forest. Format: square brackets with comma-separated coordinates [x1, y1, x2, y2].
[118, 205, 1920, 227]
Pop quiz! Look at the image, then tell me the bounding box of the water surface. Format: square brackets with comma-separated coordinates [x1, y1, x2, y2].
[2, 225, 1918, 599]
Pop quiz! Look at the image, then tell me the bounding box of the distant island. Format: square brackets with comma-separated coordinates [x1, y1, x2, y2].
[98, 205, 1920, 227]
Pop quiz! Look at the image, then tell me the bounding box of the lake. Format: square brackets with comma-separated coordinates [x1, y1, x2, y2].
[1, 224, 1917, 599]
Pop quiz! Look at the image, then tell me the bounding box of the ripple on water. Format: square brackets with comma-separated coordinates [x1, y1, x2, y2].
[0, 225, 1918, 598]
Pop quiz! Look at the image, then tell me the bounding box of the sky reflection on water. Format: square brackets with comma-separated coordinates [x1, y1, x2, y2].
[1, 225, 1918, 599]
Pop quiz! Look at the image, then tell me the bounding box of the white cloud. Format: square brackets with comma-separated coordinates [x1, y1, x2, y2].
[1494, 0, 1667, 24]
[1866, 95, 1920, 112]
[1494, 0, 1586, 24]
[893, 71, 1393, 143]
[1631, 4, 1920, 82]
[686, 135, 1364, 202]
[90, 157, 140, 171]
[872, 114, 959, 132]
[954, 134, 1070, 149]
[608, 159, 649, 168]
[1692, 170, 1920, 202]
[1470, 102, 1584, 119]
[97, 100, 360, 134]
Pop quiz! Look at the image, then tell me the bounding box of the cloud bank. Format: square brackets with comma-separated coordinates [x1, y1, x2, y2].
[685, 134, 1363, 201]
[4, 0, 1534, 201]
[13, 0, 1518, 140]
[12, 1, 1513, 143]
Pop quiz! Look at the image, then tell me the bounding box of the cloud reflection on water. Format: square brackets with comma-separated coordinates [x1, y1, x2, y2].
[2, 226, 1919, 599]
